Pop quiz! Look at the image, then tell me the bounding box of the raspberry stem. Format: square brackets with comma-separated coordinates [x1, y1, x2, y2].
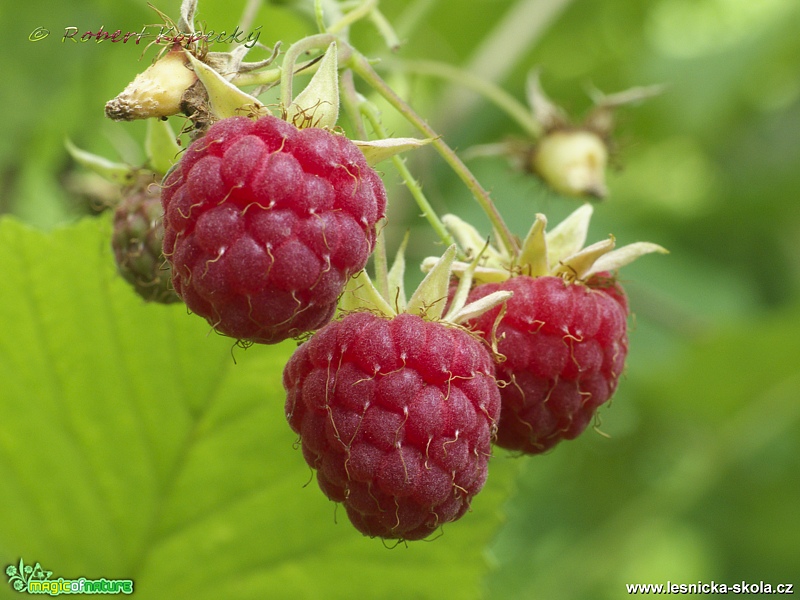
[340, 70, 370, 139]
[346, 50, 520, 256]
[392, 59, 541, 138]
[235, 29, 517, 255]
[368, 8, 402, 52]
[327, 0, 377, 35]
[352, 87, 459, 254]
[340, 68, 459, 254]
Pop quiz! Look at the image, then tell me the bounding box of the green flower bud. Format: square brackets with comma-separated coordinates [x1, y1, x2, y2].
[531, 129, 609, 199]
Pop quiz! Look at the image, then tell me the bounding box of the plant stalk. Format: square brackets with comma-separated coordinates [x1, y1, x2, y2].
[346, 50, 519, 255]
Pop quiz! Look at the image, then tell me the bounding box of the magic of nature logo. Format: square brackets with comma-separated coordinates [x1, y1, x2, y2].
[5, 559, 133, 595]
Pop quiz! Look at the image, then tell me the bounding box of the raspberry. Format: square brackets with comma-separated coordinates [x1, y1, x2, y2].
[466, 274, 629, 454]
[284, 312, 501, 540]
[111, 177, 179, 304]
[161, 115, 387, 344]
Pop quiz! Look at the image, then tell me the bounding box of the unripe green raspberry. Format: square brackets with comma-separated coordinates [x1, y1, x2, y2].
[531, 129, 609, 199]
[111, 177, 180, 304]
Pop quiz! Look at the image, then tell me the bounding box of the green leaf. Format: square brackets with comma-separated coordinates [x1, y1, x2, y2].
[64, 139, 134, 186]
[0, 217, 516, 599]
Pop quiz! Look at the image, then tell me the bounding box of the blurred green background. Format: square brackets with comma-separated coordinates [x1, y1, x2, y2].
[1, 0, 798, 598]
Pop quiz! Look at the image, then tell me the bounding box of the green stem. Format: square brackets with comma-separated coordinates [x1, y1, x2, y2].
[328, 0, 378, 34]
[361, 102, 459, 254]
[232, 66, 281, 88]
[346, 50, 519, 255]
[233, 51, 330, 88]
[279, 33, 339, 108]
[394, 59, 541, 138]
[341, 69, 459, 255]
[369, 8, 402, 52]
[340, 70, 389, 297]
[237, 0, 263, 39]
[395, 0, 439, 41]
[314, 0, 327, 32]
[340, 70, 370, 140]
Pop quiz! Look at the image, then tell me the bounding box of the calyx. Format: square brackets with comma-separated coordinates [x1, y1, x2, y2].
[340, 243, 512, 327]
[422, 204, 668, 284]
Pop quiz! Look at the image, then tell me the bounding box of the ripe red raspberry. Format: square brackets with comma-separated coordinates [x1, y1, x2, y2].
[466, 274, 628, 454]
[284, 312, 501, 540]
[161, 115, 387, 343]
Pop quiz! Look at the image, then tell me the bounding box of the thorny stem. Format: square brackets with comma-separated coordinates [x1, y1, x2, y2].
[346, 50, 520, 256]
[341, 71, 458, 254]
[361, 101, 460, 256]
[394, 59, 541, 138]
[340, 70, 390, 298]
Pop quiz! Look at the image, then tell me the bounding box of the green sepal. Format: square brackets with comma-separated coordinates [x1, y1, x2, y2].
[177, 0, 197, 34]
[339, 270, 395, 317]
[441, 214, 505, 264]
[286, 42, 339, 129]
[353, 137, 434, 166]
[386, 231, 409, 311]
[527, 69, 568, 131]
[517, 213, 549, 277]
[145, 119, 181, 175]
[449, 290, 513, 325]
[424, 200, 665, 287]
[444, 240, 513, 324]
[64, 139, 136, 186]
[546, 203, 593, 270]
[420, 257, 509, 283]
[186, 51, 266, 120]
[554, 236, 615, 281]
[406, 245, 456, 320]
[585, 242, 669, 278]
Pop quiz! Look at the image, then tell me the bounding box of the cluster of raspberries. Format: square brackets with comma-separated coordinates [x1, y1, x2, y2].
[148, 114, 630, 541]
